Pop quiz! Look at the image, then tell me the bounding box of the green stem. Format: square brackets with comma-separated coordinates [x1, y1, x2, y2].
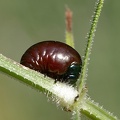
[65, 31, 74, 48]
[81, 98, 117, 120]
[0, 54, 53, 93]
[65, 7, 74, 48]
[0, 54, 118, 120]
[72, 110, 81, 120]
[78, 0, 104, 92]
[0, 54, 78, 108]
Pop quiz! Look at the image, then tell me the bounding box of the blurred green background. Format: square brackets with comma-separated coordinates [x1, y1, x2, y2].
[0, 0, 120, 119]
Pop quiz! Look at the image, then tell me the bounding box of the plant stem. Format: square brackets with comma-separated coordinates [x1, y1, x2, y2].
[0, 54, 118, 120]
[65, 7, 74, 48]
[0, 54, 78, 108]
[72, 110, 81, 120]
[78, 0, 104, 92]
[81, 98, 117, 120]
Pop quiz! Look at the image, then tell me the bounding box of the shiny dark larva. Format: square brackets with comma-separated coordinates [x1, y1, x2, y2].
[20, 41, 82, 84]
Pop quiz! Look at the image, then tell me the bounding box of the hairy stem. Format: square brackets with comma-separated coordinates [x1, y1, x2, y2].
[78, 0, 104, 92]
[0, 54, 118, 120]
[0, 54, 78, 108]
[81, 98, 117, 120]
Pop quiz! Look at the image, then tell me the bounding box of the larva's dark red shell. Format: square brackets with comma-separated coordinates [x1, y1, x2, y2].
[20, 41, 82, 84]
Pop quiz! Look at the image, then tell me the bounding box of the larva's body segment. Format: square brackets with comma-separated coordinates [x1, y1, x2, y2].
[20, 41, 82, 84]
